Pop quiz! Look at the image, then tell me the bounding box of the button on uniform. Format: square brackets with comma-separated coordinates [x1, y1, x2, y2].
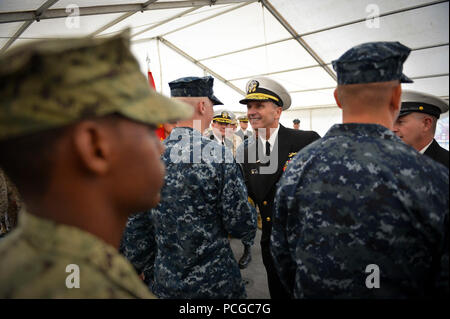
[266, 217, 271, 222]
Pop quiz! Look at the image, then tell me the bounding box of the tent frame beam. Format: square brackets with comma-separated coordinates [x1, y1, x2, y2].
[260, 0, 337, 82]
[157, 0, 255, 38]
[90, 0, 159, 37]
[197, 0, 448, 62]
[158, 36, 245, 95]
[132, 0, 255, 43]
[0, 0, 59, 53]
[130, 7, 201, 39]
[0, 0, 250, 24]
[287, 73, 450, 94]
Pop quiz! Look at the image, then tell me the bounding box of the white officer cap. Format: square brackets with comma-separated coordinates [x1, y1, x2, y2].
[400, 90, 449, 119]
[239, 77, 292, 110]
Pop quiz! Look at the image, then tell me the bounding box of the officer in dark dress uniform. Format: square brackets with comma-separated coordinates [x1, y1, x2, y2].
[236, 77, 320, 298]
[394, 90, 449, 168]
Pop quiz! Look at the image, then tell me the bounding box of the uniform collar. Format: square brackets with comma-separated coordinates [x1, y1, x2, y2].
[213, 132, 224, 144]
[419, 139, 434, 154]
[258, 124, 280, 144]
[17, 210, 154, 298]
[325, 123, 400, 141]
[171, 126, 198, 136]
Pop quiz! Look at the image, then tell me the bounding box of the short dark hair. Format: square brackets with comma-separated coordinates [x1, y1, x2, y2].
[0, 126, 67, 197]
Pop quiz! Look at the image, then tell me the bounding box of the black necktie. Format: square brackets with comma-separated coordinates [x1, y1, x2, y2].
[244, 134, 248, 140]
[222, 138, 224, 146]
[266, 141, 270, 156]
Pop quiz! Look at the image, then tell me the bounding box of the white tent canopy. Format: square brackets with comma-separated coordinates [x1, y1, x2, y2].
[0, 0, 448, 138]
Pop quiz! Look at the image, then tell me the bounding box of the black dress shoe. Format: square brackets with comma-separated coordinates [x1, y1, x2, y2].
[238, 245, 252, 269]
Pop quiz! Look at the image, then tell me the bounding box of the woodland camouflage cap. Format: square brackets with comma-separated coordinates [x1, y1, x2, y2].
[0, 30, 193, 141]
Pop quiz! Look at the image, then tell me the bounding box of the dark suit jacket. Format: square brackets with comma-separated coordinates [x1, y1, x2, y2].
[424, 139, 449, 169]
[240, 124, 320, 244]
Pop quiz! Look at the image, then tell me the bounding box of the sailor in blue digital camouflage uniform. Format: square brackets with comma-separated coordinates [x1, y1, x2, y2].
[271, 41, 449, 298]
[120, 76, 257, 299]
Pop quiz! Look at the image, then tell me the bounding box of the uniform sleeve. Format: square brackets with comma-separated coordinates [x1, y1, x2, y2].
[235, 141, 257, 203]
[219, 151, 257, 241]
[271, 172, 297, 297]
[306, 131, 321, 145]
[119, 211, 156, 285]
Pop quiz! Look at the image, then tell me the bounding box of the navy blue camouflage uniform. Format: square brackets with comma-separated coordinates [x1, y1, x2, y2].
[271, 41, 449, 298]
[272, 124, 449, 298]
[121, 127, 257, 299]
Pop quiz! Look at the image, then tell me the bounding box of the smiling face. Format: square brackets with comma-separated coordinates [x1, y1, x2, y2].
[246, 100, 282, 130]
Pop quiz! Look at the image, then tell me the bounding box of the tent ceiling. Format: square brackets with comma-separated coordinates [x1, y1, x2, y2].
[0, 0, 448, 113]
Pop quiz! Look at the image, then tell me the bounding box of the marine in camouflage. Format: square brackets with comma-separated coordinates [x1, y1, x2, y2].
[120, 127, 257, 299]
[0, 31, 192, 299]
[0, 211, 156, 298]
[332, 41, 413, 85]
[271, 123, 449, 298]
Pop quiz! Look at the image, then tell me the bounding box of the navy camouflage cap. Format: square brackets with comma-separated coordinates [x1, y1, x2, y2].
[169, 76, 223, 105]
[332, 41, 413, 85]
[399, 90, 449, 119]
[0, 30, 193, 141]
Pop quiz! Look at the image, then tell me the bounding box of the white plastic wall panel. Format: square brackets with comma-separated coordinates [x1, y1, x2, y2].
[302, 2, 449, 64]
[280, 108, 314, 131]
[163, 2, 291, 60]
[404, 75, 449, 97]
[403, 46, 449, 78]
[132, 4, 241, 40]
[0, 21, 23, 38]
[289, 88, 336, 108]
[0, 0, 47, 12]
[280, 106, 342, 136]
[98, 7, 188, 36]
[269, 0, 439, 35]
[310, 107, 343, 137]
[200, 39, 318, 80]
[231, 66, 336, 94]
[131, 40, 245, 111]
[211, 79, 247, 112]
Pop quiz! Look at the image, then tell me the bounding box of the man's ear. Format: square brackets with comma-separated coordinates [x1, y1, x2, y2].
[71, 121, 112, 175]
[275, 106, 282, 120]
[198, 100, 206, 115]
[334, 88, 342, 109]
[423, 116, 434, 132]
